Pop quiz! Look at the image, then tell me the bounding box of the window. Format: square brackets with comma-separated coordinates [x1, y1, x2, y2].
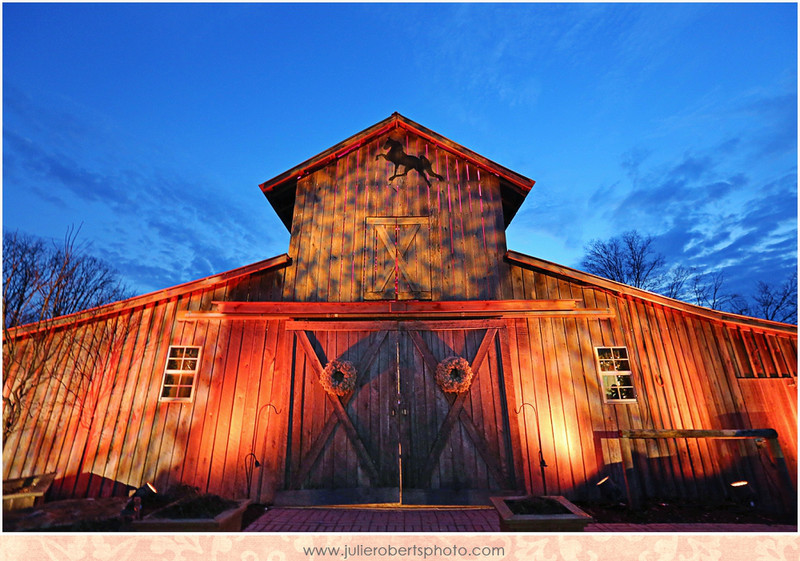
[595, 346, 636, 403]
[160, 346, 201, 401]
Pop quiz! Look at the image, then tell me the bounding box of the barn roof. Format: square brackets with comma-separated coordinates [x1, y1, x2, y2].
[505, 250, 797, 335]
[4, 254, 292, 338]
[259, 113, 536, 231]
[5, 249, 795, 337]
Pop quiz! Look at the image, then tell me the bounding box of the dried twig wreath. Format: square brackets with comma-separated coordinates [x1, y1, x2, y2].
[435, 356, 474, 393]
[320, 359, 357, 396]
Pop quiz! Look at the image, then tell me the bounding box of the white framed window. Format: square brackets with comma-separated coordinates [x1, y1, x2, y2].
[160, 346, 201, 402]
[595, 346, 636, 403]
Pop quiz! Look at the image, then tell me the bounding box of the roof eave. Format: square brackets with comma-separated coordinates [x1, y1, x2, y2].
[4, 253, 292, 339]
[505, 250, 798, 335]
[258, 113, 535, 231]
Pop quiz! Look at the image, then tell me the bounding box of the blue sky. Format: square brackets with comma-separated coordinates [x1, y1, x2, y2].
[3, 3, 797, 302]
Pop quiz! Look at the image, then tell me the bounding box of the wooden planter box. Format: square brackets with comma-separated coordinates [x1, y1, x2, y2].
[131, 498, 252, 532]
[490, 495, 593, 532]
[3, 473, 57, 511]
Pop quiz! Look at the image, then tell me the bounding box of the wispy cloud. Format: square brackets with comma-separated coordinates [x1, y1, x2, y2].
[3, 84, 286, 295]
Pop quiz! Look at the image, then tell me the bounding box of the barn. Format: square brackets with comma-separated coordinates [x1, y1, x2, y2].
[3, 113, 797, 514]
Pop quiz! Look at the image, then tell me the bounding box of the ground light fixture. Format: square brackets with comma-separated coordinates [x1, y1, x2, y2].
[596, 475, 623, 503]
[122, 482, 158, 520]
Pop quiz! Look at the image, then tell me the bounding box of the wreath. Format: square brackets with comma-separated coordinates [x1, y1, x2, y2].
[320, 359, 357, 396]
[435, 356, 474, 393]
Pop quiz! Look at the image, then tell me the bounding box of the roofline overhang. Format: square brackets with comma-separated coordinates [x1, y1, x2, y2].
[505, 250, 798, 335]
[4, 253, 292, 339]
[258, 113, 535, 230]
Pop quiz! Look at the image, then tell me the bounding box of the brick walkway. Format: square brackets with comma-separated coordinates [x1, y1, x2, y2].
[244, 507, 797, 533]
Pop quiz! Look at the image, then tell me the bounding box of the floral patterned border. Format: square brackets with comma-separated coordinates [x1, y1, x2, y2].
[0, 533, 797, 560]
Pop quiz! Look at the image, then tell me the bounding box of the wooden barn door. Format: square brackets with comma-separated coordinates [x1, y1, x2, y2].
[398, 321, 520, 504]
[279, 320, 521, 505]
[280, 326, 400, 505]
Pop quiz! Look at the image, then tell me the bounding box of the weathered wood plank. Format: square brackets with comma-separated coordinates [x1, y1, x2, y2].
[217, 319, 258, 498]
[621, 428, 780, 439]
[497, 323, 524, 491]
[100, 306, 155, 496]
[577, 287, 617, 500]
[86, 311, 143, 497]
[669, 310, 727, 499]
[650, 304, 702, 499]
[695, 321, 763, 495]
[294, 330, 381, 484]
[507, 318, 535, 492]
[140, 299, 183, 491]
[48, 322, 100, 498]
[255, 319, 289, 502]
[417, 330, 494, 482]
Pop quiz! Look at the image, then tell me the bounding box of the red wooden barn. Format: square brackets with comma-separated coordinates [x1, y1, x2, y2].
[3, 114, 797, 512]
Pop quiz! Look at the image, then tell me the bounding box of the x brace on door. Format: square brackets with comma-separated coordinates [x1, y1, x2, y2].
[374, 223, 421, 295]
[290, 323, 514, 492]
[291, 330, 388, 487]
[407, 328, 513, 489]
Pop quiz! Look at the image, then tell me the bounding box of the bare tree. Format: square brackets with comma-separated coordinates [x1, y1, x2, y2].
[749, 273, 797, 324]
[581, 230, 666, 292]
[662, 265, 695, 300]
[3, 227, 130, 329]
[580, 230, 796, 324]
[2, 228, 134, 443]
[691, 271, 733, 311]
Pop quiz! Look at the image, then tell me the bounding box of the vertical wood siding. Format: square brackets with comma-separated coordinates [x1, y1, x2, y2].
[506, 263, 797, 508]
[3, 268, 290, 503]
[4, 256, 794, 507]
[282, 132, 508, 303]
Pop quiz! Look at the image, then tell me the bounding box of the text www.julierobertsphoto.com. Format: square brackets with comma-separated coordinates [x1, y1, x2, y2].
[301, 544, 506, 559]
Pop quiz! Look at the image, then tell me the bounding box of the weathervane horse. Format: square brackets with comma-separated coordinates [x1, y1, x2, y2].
[375, 138, 444, 187]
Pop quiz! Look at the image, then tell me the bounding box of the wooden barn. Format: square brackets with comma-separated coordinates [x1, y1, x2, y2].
[3, 113, 797, 514]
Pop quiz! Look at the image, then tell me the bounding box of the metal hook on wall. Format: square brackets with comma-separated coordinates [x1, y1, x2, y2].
[516, 402, 548, 495]
[244, 403, 282, 499]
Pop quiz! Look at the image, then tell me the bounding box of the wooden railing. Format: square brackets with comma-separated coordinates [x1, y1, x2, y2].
[618, 429, 796, 514]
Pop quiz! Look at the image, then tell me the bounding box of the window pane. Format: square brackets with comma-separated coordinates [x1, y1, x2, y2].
[162, 347, 200, 401]
[599, 347, 635, 402]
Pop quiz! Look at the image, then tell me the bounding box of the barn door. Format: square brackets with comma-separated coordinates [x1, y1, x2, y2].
[364, 217, 432, 300]
[280, 327, 400, 505]
[397, 323, 520, 504]
[278, 320, 520, 506]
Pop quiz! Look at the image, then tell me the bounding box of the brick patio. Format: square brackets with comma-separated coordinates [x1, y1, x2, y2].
[244, 507, 797, 533]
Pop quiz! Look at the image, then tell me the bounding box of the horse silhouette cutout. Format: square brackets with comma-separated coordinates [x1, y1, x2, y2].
[375, 138, 444, 187]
